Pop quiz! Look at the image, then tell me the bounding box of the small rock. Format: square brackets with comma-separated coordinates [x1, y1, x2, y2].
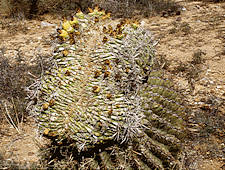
[181, 7, 186, 11]
[28, 152, 35, 156]
[58, 47, 65, 51]
[176, 11, 181, 15]
[196, 5, 200, 9]
[176, 17, 182, 22]
[140, 21, 146, 27]
[41, 21, 57, 28]
[216, 85, 222, 89]
[162, 11, 169, 18]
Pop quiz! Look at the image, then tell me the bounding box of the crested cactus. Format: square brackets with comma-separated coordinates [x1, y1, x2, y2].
[27, 6, 186, 169]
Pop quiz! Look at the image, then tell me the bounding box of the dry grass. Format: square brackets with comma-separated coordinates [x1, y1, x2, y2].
[92, 0, 182, 18]
[189, 0, 225, 2]
[0, 0, 181, 19]
[0, 0, 34, 19]
[0, 47, 52, 130]
[0, 0, 92, 18]
[0, 47, 28, 124]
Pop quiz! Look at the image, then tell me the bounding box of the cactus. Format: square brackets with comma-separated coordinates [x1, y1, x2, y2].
[27, 7, 186, 169]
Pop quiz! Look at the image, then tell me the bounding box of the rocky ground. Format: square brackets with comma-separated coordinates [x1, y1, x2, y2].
[0, 0, 224, 169]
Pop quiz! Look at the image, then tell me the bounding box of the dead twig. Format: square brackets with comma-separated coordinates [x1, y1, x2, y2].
[2, 102, 20, 134]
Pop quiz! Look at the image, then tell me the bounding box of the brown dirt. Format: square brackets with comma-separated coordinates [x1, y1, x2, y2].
[0, 1, 224, 169]
[0, 120, 47, 164]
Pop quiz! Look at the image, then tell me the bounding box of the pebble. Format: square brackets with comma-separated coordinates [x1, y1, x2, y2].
[181, 7, 186, 11]
[216, 86, 223, 89]
[195, 5, 200, 9]
[58, 47, 65, 51]
[41, 21, 57, 28]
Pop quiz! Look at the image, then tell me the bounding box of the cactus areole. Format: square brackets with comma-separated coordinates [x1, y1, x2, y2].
[28, 7, 186, 169]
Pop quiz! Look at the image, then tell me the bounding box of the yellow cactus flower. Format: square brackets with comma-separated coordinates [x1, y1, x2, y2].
[59, 29, 69, 39]
[88, 6, 105, 16]
[94, 70, 101, 78]
[62, 20, 74, 32]
[101, 12, 111, 20]
[43, 128, 50, 135]
[88, 7, 93, 13]
[62, 50, 69, 56]
[42, 103, 49, 110]
[70, 16, 79, 25]
[92, 86, 101, 93]
[116, 34, 124, 40]
[98, 9, 105, 16]
[49, 99, 55, 106]
[76, 9, 85, 19]
[131, 20, 140, 29]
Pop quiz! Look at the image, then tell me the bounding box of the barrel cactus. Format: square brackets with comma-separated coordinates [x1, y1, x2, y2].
[27, 6, 186, 169]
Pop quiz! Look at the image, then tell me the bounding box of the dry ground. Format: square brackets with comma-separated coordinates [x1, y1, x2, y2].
[0, 0, 224, 169]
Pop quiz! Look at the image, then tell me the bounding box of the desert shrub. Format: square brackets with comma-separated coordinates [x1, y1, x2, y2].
[93, 0, 181, 18]
[0, 47, 52, 127]
[189, 0, 225, 2]
[0, 48, 28, 124]
[0, 0, 38, 19]
[0, 0, 92, 18]
[0, 0, 181, 19]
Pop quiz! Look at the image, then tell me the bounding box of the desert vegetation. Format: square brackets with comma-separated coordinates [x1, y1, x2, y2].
[0, 0, 224, 169]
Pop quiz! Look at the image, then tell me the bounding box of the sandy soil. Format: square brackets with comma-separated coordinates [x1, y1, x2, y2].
[0, 0, 224, 169]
